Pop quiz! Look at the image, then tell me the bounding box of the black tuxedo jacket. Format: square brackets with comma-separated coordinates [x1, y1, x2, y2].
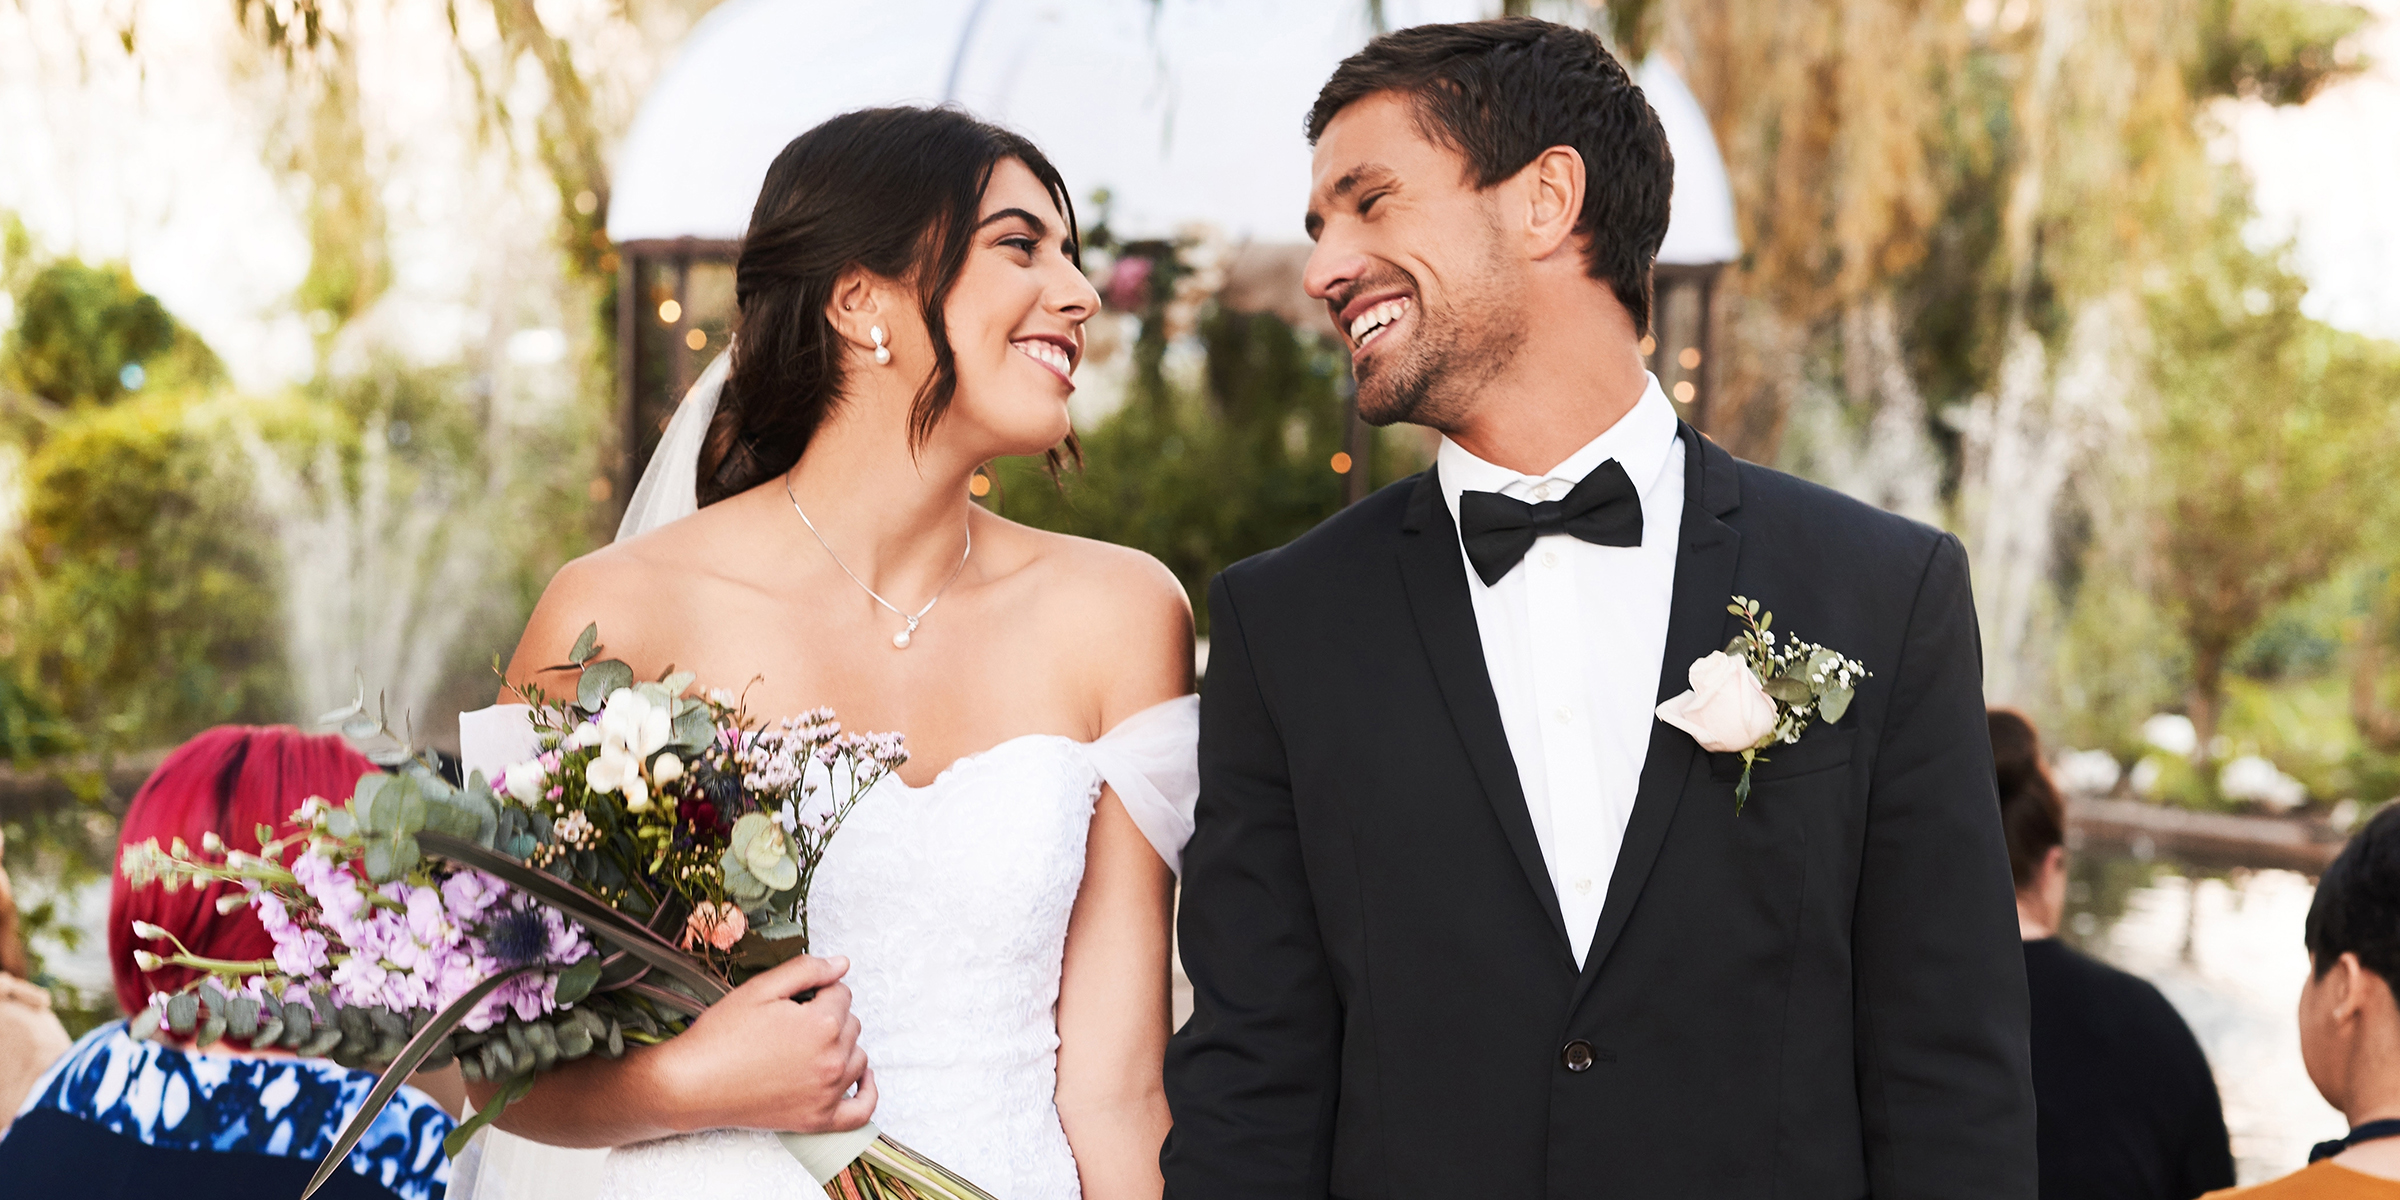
[1162, 425, 2035, 1199]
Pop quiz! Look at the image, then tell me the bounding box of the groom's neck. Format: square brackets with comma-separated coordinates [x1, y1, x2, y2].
[1439, 283, 1652, 477]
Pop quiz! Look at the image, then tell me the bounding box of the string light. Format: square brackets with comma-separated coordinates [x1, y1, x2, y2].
[658, 298, 682, 324]
[1679, 347, 1702, 369]
[968, 473, 992, 497]
[1673, 381, 1697, 403]
[1330, 452, 1354, 474]
[685, 328, 707, 351]
[1638, 335, 1656, 357]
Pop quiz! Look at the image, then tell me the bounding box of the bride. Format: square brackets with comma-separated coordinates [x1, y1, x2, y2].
[455, 106, 1194, 1200]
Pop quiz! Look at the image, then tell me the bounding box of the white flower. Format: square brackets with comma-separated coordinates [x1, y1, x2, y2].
[652, 753, 684, 784]
[132, 921, 170, 942]
[623, 775, 652, 813]
[503, 758, 548, 804]
[598, 688, 672, 758]
[586, 744, 640, 795]
[564, 721, 604, 750]
[1655, 651, 1779, 753]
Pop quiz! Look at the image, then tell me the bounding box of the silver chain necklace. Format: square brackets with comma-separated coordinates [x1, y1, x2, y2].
[783, 473, 972, 650]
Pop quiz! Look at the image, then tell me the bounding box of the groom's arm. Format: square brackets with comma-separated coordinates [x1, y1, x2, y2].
[1161, 574, 1340, 1199]
[1853, 533, 2037, 1197]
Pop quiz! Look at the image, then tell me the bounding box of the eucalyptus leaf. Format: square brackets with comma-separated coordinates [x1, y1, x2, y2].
[226, 995, 261, 1040]
[721, 851, 769, 903]
[553, 955, 604, 1007]
[198, 980, 229, 1020]
[556, 1019, 594, 1059]
[195, 1011, 227, 1049]
[671, 705, 714, 751]
[1806, 648, 1842, 681]
[280, 1005, 313, 1048]
[569, 622, 599, 666]
[254, 1015, 284, 1048]
[661, 671, 696, 697]
[1762, 676, 1814, 704]
[342, 714, 384, 741]
[1819, 686, 1855, 725]
[578, 659, 635, 709]
[129, 1006, 163, 1042]
[301, 1028, 343, 1058]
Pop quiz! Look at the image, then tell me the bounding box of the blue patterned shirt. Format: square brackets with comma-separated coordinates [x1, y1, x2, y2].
[9, 1020, 452, 1200]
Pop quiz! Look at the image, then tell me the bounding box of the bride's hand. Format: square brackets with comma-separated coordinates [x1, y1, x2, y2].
[659, 954, 878, 1134]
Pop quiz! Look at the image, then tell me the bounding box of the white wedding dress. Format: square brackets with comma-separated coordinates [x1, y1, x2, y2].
[445, 350, 1201, 1200]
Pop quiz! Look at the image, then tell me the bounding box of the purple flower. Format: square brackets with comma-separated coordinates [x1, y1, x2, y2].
[273, 928, 331, 977]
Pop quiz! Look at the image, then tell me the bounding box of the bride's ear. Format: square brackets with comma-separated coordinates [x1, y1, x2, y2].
[824, 269, 891, 358]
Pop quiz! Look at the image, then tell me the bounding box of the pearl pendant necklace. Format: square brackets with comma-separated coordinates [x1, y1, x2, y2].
[784, 474, 972, 650]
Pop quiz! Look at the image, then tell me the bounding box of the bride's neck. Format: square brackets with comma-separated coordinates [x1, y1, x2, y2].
[782, 395, 979, 596]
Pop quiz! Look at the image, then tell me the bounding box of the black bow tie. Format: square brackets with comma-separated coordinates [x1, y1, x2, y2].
[1455, 459, 1643, 586]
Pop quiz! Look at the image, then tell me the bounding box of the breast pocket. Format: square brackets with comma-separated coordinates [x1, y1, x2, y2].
[1708, 724, 1856, 786]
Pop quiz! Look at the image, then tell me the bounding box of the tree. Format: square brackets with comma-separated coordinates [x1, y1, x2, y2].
[2146, 211, 2400, 766]
[2, 260, 221, 408]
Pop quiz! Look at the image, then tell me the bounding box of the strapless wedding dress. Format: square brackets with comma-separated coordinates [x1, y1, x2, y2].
[446, 695, 1199, 1200]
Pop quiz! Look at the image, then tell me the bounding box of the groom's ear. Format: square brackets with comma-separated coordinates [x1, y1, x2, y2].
[1516, 144, 1587, 264]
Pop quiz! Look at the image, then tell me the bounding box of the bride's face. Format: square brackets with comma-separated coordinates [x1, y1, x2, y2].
[928, 158, 1098, 457]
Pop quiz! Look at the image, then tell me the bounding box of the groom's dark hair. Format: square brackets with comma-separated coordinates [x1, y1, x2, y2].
[1307, 18, 1673, 335]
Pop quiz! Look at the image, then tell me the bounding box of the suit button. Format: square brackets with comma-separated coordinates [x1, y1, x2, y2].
[1561, 1039, 1595, 1072]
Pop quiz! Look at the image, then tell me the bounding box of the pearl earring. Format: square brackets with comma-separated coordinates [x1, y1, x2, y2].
[870, 325, 891, 365]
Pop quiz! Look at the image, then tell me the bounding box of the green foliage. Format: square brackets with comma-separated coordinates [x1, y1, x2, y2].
[988, 306, 1423, 634]
[2191, 0, 2376, 105]
[10, 391, 292, 749]
[2, 259, 223, 409]
[2145, 199, 2400, 756]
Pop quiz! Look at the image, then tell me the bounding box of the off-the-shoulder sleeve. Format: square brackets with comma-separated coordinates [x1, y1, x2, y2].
[1084, 694, 1201, 877]
[457, 704, 540, 781]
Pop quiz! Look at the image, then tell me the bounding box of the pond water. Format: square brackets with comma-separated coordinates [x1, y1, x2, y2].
[8, 812, 2338, 1184]
[2064, 835, 2338, 1184]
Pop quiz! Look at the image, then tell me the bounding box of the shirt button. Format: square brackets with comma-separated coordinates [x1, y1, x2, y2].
[1532, 483, 1553, 500]
[1562, 1040, 1596, 1072]
[1540, 550, 1559, 568]
[1554, 706, 1573, 723]
[1573, 877, 1593, 895]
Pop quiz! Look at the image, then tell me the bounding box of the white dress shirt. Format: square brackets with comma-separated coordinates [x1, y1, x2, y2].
[1438, 375, 1684, 966]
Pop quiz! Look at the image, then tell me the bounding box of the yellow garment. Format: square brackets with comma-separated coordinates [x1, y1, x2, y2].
[0, 973, 71, 1135]
[2208, 1162, 2400, 1199]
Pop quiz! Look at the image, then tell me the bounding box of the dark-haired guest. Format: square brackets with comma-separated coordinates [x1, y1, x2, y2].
[2207, 801, 2400, 1197]
[0, 726, 457, 1199]
[1995, 708, 2235, 1199]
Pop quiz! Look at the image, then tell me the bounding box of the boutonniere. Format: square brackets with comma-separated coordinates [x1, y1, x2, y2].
[1655, 596, 1870, 810]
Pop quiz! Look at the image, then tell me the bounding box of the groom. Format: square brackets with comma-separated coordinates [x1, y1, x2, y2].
[1163, 18, 2035, 1199]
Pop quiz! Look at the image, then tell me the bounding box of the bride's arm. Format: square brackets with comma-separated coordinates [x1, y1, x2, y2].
[1056, 793, 1176, 1199]
[466, 561, 876, 1143]
[1054, 548, 1191, 1200]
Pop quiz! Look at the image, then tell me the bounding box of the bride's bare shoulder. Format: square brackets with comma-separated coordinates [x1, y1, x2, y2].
[981, 514, 1194, 705]
[506, 504, 752, 687]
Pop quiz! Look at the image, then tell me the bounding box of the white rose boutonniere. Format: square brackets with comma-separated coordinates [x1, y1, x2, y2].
[1656, 596, 1870, 810]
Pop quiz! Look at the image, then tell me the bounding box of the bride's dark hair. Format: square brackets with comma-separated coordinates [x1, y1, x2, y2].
[698, 106, 1082, 506]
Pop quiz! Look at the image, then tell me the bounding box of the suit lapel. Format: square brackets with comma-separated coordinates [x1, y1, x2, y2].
[1396, 469, 1574, 959]
[1573, 424, 1744, 1005]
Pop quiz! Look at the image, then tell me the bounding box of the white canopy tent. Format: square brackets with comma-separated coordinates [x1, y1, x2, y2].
[609, 0, 1737, 259]
[605, 0, 1743, 486]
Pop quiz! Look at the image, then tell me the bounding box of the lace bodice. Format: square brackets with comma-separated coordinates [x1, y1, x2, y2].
[449, 696, 1199, 1200]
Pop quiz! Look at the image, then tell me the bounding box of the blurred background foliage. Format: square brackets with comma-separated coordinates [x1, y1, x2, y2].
[0, 0, 2396, 834]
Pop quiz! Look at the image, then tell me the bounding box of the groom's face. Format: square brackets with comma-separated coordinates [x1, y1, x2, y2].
[1304, 90, 1523, 431]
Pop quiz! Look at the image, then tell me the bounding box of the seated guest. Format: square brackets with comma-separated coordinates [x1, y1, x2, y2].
[1995, 708, 2236, 1199]
[0, 826, 72, 1134]
[0, 727, 456, 1199]
[2209, 803, 2400, 1197]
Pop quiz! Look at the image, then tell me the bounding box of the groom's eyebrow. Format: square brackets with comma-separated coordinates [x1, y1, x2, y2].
[1304, 163, 1397, 240]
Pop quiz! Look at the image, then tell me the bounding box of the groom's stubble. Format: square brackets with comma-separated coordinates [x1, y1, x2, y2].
[1353, 210, 1527, 436]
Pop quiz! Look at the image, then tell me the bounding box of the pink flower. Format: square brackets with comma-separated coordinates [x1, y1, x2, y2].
[273, 928, 331, 977]
[681, 902, 748, 952]
[1656, 651, 1779, 753]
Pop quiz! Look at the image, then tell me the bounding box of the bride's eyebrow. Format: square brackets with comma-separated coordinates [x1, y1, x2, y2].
[978, 207, 1049, 238]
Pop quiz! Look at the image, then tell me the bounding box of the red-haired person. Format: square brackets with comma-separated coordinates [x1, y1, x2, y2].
[0, 825, 72, 1134]
[0, 727, 459, 1199]
[1996, 708, 2234, 1200]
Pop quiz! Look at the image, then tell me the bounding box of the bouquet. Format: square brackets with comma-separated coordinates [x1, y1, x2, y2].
[119, 625, 994, 1200]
